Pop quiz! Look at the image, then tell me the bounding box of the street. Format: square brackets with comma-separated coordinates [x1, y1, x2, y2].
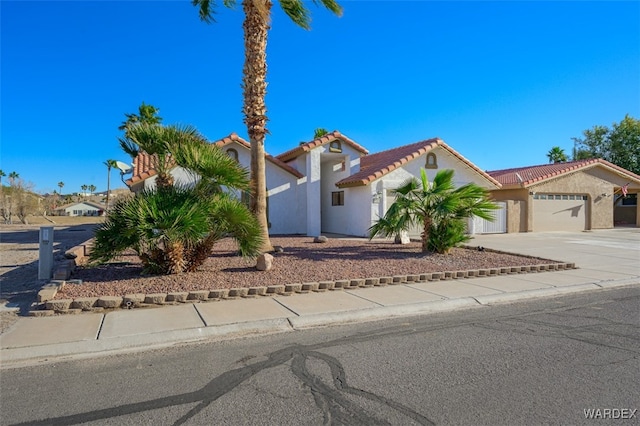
[1, 286, 638, 425]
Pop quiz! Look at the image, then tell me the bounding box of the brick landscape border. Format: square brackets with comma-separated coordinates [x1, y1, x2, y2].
[30, 238, 577, 315]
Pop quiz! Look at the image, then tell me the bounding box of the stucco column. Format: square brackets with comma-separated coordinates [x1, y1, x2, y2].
[306, 149, 322, 236]
[527, 192, 534, 232]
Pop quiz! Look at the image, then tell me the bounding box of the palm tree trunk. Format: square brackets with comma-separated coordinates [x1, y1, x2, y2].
[106, 167, 111, 211]
[242, 0, 273, 253]
[421, 217, 432, 253]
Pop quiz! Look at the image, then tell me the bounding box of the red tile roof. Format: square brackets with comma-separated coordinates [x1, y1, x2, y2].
[126, 133, 303, 186]
[214, 133, 304, 179]
[336, 138, 501, 188]
[487, 158, 640, 187]
[276, 130, 369, 162]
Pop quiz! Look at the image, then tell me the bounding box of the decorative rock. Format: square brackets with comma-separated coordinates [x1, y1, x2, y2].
[59, 308, 82, 315]
[313, 236, 328, 243]
[37, 287, 58, 303]
[167, 292, 189, 302]
[70, 297, 98, 310]
[208, 289, 228, 299]
[333, 280, 349, 289]
[266, 285, 285, 294]
[123, 294, 145, 307]
[349, 279, 365, 288]
[29, 310, 55, 317]
[228, 288, 249, 298]
[394, 231, 411, 245]
[301, 282, 319, 292]
[392, 275, 406, 284]
[98, 296, 123, 309]
[272, 246, 284, 253]
[248, 286, 267, 296]
[188, 290, 210, 301]
[319, 281, 335, 291]
[256, 253, 274, 271]
[53, 267, 71, 280]
[285, 283, 302, 293]
[365, 278, 379, 286]
[45, 299, 72, 311]
[144, 293, 167, 304]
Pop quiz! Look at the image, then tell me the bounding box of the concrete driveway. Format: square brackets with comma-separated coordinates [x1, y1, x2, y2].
[469, 228, 640, 280]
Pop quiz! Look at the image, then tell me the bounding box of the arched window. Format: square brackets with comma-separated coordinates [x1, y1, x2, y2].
[329, 140, 342, 153]
[425, 153, 437, 169]
[226, 148, 239, 161]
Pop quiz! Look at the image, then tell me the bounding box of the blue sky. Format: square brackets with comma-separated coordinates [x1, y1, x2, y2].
[2, 0, 639, 195]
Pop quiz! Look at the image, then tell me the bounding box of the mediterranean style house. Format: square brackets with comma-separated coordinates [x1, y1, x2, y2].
[126, 131, 501, 237]
[125, 131, 640, 235]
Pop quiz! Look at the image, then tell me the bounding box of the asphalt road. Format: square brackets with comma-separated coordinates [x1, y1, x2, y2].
[1, 286, 638, 426]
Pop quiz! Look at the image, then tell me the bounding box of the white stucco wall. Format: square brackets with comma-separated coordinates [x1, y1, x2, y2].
[224, 143, 306, 235]
[142, 167, 198, 191]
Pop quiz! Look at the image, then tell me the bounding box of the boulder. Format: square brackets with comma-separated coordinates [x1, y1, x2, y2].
[394, 231, 411, 244]
[313, 236, 328, 243]
[256, 253, 274, 271]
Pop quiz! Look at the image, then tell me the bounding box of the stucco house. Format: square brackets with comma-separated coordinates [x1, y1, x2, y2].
[55, 201, 105, 217]
[487, 159, 640, 232]
[125, 131, 502, 237]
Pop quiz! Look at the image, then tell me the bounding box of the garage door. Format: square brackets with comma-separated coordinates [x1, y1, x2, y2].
[533, 194, 587, 232]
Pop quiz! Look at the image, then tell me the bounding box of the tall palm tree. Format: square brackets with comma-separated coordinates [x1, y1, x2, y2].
[118, 102, 162, 133]
[313, 128, 329, 139]
[104, 160, 118, 210]
[547, 146, 567, 163]
[370, 169, 498, 253]
[8, 171, 19, 185]
[81, 184, 88, 199]
[88, 184, 96, 195]
[193, 0, 343, 253]
[0, 170, 5, 186]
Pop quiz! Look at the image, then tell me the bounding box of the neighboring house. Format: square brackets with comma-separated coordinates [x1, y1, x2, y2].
[487, 159, 640, 232]
[125, 131, 502, 237]
[55, 201, 105, 217]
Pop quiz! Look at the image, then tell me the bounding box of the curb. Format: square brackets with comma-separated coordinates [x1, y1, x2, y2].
[33, 261, 578, 315]
[2, 281, 638, 368]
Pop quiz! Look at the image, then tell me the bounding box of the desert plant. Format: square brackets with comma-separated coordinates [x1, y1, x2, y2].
[370, 169, 499, 254]
[92, 124, 261, 274]
[90, 186, 262, 274]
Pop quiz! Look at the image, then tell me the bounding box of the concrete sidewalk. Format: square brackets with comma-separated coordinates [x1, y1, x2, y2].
[2, 229, 638, 367]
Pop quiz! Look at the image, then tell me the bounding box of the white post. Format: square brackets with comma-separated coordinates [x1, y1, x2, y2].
[38, 226, 54, 280]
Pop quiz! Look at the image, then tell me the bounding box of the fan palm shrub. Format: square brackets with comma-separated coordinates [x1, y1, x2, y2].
[369, 169, 499, 254]
[90, 124, 262, 274]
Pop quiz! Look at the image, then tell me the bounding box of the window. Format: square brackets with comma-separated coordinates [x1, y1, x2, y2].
[226, 148, 239, 161]
[425, 153, 437, 169]
[329, 141, 342, 153]
[332, 191, 344, 206]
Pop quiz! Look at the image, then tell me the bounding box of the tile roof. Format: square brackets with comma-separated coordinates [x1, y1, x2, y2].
[487, 158, 640, 187]
[276, 130, 369, 162]
[213, 133, 304, 179]
[336, 138, 501, 188]
[126, 133, 304, 186]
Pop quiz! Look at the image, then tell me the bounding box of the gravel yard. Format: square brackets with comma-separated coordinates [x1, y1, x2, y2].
[2, 222, 557, 332]
[56, 236, 555, 300]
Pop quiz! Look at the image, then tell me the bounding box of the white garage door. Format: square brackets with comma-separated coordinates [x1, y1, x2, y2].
[533, 194, 587, 232]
